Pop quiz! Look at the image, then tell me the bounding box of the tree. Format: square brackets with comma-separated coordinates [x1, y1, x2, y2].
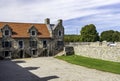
[100, 30, 120, 42]
[80, 24, 99, 42]
[64, 35, 81, 42]
[112, 31, 120, 42]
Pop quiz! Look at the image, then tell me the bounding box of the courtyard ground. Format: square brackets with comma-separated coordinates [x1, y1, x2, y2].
[0, 57, 120, 81]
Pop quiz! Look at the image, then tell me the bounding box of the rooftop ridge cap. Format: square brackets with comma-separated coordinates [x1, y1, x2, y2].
[0, 21, 46, 25]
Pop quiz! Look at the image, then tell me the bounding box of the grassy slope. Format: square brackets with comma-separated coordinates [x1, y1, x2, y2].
[56, 55, 120, 74]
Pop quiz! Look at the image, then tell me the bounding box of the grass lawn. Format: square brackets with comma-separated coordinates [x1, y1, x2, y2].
[55, 55, 120, 74]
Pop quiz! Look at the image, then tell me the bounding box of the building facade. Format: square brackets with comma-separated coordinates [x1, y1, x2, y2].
[0, 18, 64, 59]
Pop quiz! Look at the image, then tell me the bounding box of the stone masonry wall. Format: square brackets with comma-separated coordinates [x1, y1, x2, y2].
[67, 42, 120, 62]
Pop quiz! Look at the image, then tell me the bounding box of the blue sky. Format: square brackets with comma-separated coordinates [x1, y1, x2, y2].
[0, 0, 120, 34]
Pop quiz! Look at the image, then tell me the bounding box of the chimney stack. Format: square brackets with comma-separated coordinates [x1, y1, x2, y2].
[45, 18, 50, 24]
[58, 19, 62, 25]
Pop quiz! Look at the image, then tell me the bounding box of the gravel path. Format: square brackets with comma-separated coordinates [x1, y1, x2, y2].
[0, 57, 120, 81]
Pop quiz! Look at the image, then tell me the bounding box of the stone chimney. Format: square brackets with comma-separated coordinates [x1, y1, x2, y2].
[44, 18, 50, 24]
[58, 19, 62, 25]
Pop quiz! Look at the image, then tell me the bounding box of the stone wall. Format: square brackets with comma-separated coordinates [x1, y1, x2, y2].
[0, 38, 54, 58]
[67, 42, 120, 62]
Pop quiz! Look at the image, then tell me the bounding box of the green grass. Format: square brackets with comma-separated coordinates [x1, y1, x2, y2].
[55, 55, 120, 74]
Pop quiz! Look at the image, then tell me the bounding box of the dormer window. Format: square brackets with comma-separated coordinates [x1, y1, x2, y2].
[29, 25, 38, 37]
[31, 30, 36, 36]
[1, 24, 12, 37]
[5, 30, 9, 36]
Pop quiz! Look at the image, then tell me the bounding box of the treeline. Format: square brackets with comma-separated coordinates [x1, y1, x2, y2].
[64, 35, 81, 42]
[64, 24, 120, 42]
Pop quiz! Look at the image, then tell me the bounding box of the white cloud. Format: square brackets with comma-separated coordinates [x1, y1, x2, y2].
[0, 0, 120, 34]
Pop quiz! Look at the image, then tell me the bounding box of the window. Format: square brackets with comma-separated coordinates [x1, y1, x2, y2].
[19, 50, 24, 58]
[31, 31, 36, 36]
[5, 30, 9, 35]
[2, 41, 11, 48]
[32, 50, 36, 55]
[19, 41, 24, 48]
[4, 51, 10, 57]
[43, 40, 47, 48]
[30, 41, 37, 47]
[57, 41, 63, 46]
[58, 30, 62, 36]
[56, 41, 63, 50]
[5, 42, 9, 47]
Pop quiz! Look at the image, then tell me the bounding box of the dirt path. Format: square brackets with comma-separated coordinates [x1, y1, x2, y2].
[0, 57, 120, 81]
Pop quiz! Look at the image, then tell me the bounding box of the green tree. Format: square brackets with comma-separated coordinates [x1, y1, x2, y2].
[112, 31, 120, 42]
[80, 24, 99, 42]
[100, 30, 120, 42]
[64, 35, 81, 42]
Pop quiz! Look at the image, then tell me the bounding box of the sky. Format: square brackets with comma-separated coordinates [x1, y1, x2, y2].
[0, 0, 120, 35]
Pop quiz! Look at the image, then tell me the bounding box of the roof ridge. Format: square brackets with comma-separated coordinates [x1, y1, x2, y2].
[0, 21, 46, 25]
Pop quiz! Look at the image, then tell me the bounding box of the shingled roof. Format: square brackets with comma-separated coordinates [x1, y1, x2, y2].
[0, 22, 51, 38]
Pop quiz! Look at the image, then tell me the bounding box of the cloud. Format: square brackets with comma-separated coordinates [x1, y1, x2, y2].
[0, 0, 120, 34]
[64, 1, 120, 34]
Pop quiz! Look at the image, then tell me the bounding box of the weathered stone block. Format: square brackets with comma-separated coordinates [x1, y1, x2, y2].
[64, 46, 74, 55]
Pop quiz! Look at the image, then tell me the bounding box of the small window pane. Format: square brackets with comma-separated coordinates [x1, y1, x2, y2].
[5, 30, 9, 35]
[5, 42, 9, 47]
[2, 41, 11, 48]
[32, 31, 35, 35]
[43, 40, 47, 48]
[58, 31, 62, 36]
[30, 41, 37, 47]
[19, 41, 23, 48]
[4, 51, 10, 57]
[32, 50, 36, 55]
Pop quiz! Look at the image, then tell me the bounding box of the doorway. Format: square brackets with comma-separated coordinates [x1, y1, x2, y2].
[19, 50, 24, 58]
[4, 51, 11, 58]
[32, 50, 36, 55]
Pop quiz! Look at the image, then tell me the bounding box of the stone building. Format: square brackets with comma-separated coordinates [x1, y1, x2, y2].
[0, 18, 64, 59]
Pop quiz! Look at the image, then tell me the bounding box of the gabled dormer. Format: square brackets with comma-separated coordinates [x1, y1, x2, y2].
[28, 25, 38, 37]
[53, 19, 64, 38]
[1, 24, 12, 37]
